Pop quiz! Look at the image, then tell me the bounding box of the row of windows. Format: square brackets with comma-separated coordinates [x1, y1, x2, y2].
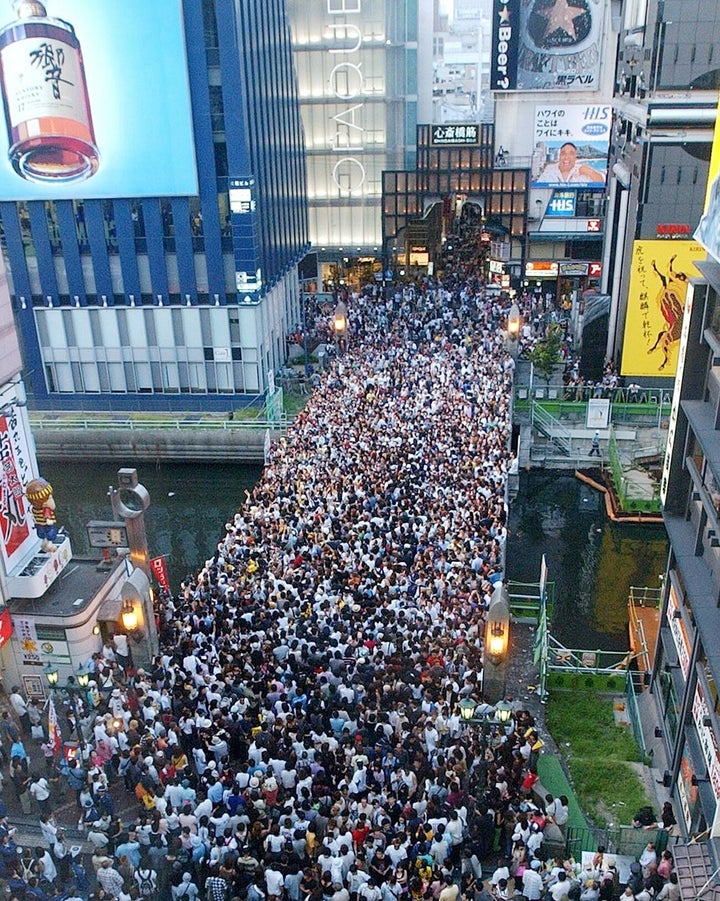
[44, 360, 261, 395]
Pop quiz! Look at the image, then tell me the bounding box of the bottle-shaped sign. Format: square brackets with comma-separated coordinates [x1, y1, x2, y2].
[0, 0, 98, 183]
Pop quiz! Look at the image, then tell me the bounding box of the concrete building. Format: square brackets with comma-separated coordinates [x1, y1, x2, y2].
[0, 0, 309, 410]
[603, 0, 720, 385]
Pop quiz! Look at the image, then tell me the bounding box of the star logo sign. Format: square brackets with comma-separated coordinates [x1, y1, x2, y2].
[498, 4, 511, 22]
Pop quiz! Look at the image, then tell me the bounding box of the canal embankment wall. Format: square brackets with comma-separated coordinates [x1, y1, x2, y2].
[31, 418, 281, 463]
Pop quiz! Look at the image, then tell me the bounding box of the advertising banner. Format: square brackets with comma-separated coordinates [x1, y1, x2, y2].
[150, 555, 170, 592]
[620, 241, 705, 378]
[493, 0, 604, 92]
[695, 96, 720, 263]
[490, 0, 520, 90]
[0, 0, 197, 201]
[518, 0, 604, 90]
[545, 189, 577, 217]
[0, 412, 34, 570]
[532, 104, 610, 188]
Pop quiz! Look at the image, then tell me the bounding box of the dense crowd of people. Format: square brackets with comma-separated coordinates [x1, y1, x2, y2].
[2, 241, 678, 901]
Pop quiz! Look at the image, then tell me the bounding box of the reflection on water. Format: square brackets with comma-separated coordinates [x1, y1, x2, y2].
[40, 461, 263, 591]
[507, 471, 668, 651]
[40, 464, 667, 649]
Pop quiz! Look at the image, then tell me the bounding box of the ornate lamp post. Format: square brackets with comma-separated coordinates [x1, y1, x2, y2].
[43, 661, 90, 758]
[484, 582, 511, 703]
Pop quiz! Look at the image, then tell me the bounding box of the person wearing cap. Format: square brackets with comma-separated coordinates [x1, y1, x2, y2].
[523, 860, 545, 900]
[172, 872, 200, 901]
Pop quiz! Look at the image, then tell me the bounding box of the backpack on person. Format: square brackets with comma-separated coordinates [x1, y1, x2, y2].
[137, 869, 157, 897]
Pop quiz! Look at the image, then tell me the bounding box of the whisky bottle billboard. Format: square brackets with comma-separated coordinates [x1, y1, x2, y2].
[0, 0, 98, 183]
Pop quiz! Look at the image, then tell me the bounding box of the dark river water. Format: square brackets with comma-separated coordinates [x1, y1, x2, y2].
[41, 460, 263, 590]
[41, 463, 667, 650]
[506, 470, 669, 650]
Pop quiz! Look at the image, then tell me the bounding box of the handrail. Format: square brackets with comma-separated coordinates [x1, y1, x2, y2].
[532, 402, 573, 455]
[28, 416, 288, 431]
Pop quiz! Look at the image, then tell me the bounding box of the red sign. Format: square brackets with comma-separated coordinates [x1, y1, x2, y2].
[0, 417, 30, 559]
[150, 555, 170, 592]
[657, 223, 691, 238]
[587, 219, 601, 232]
[0, 609, 13, 650]
[589, 261, 602, 277]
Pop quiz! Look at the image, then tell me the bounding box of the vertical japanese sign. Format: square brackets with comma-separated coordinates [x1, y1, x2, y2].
[490, 0, 520, 90]
[0, 412, 32, 569]
[620, 241, 704, 377]
[15, 616, 40, 666]
[149, 555, 170, 592]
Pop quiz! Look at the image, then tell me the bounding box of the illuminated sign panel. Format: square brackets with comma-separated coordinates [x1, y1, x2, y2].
[620, 240, 704, 378]
[0, 0, 197, 201]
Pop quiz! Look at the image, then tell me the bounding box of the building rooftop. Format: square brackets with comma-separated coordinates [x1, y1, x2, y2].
[8, 558, 123, 619]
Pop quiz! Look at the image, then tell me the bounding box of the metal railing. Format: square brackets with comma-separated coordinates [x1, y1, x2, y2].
[531, 403, 573, 455]
[566, 824, 667, 858]
[514, 386, 673, 426]
[29, 414, 289, 431]
[608, 427, 662, 514]
[508, 580, 555, 622]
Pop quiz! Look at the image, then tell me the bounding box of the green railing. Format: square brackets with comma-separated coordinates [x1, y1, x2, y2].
[508, 579, 555, 621]
[566, 824, 668, 858]
[607, 426, 662, 514]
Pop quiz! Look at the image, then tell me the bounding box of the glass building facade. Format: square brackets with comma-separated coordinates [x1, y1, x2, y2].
[286, 0, 419, 254]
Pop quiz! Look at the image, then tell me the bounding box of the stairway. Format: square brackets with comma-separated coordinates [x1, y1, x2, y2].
[531, 401, 573, 456]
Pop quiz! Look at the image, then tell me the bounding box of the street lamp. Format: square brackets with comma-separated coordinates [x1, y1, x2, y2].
[332, 300, 348, 337]
[120, 597, 140, 633]
[507, 303, 521, 340]
[486, 617, 509, 664]
[459, 698, 476, 722]
[43, 662, 90, 758]
[495, 699, 514, 725]
[484, 582, 511, 703]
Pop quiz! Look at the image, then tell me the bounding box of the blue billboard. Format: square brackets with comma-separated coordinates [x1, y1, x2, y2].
[545, 189, 577, 217]
[0, 0, 197, 200]
[531, 104, 610, 189]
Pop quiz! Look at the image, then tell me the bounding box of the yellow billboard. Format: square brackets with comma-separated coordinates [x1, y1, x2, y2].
[620, 240, 705, 378]
[696, 95, 720, 261]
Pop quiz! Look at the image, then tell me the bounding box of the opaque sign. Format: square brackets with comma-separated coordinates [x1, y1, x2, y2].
[525, 261, 558, 277]
[431, 125, 480, 146]
[546, 190, 576, 217]
[657, 224, 691, 238]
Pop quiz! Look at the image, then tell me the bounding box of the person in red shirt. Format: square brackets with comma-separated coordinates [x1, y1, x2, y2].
[351, 815, 371, 853]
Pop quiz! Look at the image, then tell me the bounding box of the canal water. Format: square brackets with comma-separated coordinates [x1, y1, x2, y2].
[41, 461, 263, 590]
[507, 470, 669, 651]
[41, 463, 667, 651]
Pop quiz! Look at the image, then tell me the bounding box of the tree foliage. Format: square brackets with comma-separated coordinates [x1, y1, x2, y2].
[528, 324, 564, 385]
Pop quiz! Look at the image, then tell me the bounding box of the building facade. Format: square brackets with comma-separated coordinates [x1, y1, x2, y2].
[651, 263, 720, 849]
[286, 0, 420, 279]
[0, 0, 309, 410]
[603, 0, 720, 384]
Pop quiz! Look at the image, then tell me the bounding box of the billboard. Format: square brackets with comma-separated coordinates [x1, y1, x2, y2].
[0, 410, 35, 571]
[531, 105, 610, 188]
[491, 0, 604, 92]
[0, 0, 197, 201]
[695, 95, 720, 263]
[620, 241, 705, 378]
